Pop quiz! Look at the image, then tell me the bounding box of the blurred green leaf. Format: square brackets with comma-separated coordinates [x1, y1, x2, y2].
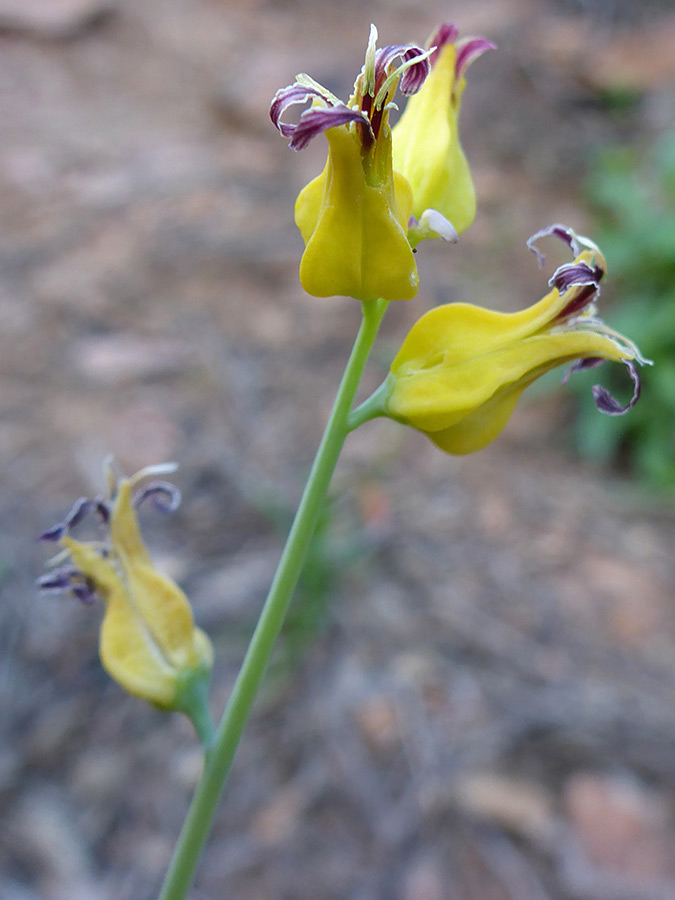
[567, 130, 675, 487]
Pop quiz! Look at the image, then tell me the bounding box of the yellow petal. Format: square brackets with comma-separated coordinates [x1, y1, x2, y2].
[110, 479, 210, 670]
[107, 478, 152, 566]
[100, 581, 179, 708]
[295, 126, 418, 301]
[391, 274, 604, 375]
[428, 384, 525, 454]
[62, 534, 179, 707]
[389, 330, 628, 433]
[392, 43, 476, 234]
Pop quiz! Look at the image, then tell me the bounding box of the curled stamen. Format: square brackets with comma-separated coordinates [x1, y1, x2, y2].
[289, 105, 371, 151]
[593, 359, 642, 415]
[37, 564, 82, 592]
[37, 565, 98, 604]
[39, 497, 92, 542]
[408, 209, 459, 247]
[527, 224, 581, 268]
[550, 260, 603, 294]
[373, 45, 431, 109]
[94, 500, 111, 524]
[564, 357, 642, 416]
[527, 224, 604, 270]
[270, 83, 339, 141]
[70, 581, 98, 605]
[133, 481, 182, 513]
[556, 283, 601, 321]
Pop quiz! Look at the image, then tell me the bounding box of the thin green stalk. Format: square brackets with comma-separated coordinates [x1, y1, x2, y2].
[347, 375, 393, 431]
[158, 297, 388, 900]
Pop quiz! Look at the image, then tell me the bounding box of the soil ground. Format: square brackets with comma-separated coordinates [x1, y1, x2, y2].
[2, 1, 675, 898]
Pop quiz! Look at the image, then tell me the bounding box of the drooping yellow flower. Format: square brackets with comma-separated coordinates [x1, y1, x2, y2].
[271, 25, 432, 301]
[392, 24, 495, 237]
[375, 226, 649, 454]
[39, 463, 213, 719]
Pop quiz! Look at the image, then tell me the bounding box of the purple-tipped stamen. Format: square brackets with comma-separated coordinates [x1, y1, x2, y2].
[550, 261, 605, 322]
[592, 359, 641, 415]
[289, 105, 371, 151]
[70, 581, 98, 605]
[134, 481, 182, 513]
[39, 497, 91, 542]
[550, 260, 603, 294]
[374, 43, 429, 96]
[562, 356, 604, 384]
[39, 495, 110, 542]
[94, 500, 110, 524]
[527, 224, 582, 269]
[37, 565, 82, 592]
[454, 37, 497, 79]
[409, 209, 459, 243]
[564, 357, 641, 415]
[270, 83, 336, 141]
[557, 283, 601, 321]
[37, 566, 98, 605]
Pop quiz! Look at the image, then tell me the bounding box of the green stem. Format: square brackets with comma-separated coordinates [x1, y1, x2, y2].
[346, 375, 393, 431]
[158, 297, 388, 900]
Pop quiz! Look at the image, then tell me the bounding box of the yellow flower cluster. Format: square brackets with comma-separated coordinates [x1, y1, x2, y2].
[274, 27, 647, 454]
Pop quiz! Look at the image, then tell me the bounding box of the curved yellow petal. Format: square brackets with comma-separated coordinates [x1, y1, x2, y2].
[389, 330, 627, 433]
[392, 43, 475, 234]
[428, 384, 525, 455]
[100, 582, 178, 708]
[109, 480, 212, 671]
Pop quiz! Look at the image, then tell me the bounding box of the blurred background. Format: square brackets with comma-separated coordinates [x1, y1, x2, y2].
[2, 0, 675, 897]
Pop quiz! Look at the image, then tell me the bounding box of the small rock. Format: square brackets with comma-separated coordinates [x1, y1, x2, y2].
[73, 335, 193, 385]
[452, 772, 556, 842]
[251, 784, 306, 846]
[355, 696, 400, 753]
[563, 771, 675, 883]
[582, 554, 665, 647]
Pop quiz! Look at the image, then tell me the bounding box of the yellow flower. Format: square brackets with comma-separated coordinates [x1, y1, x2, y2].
[39, 463, 213, 716]
[378, 226, 649, 454]
[392, 24, 495, 237]
[271, 25, 432, 301]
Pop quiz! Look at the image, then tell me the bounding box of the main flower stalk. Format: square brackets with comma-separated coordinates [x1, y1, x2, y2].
[158, 298, 388, 900]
